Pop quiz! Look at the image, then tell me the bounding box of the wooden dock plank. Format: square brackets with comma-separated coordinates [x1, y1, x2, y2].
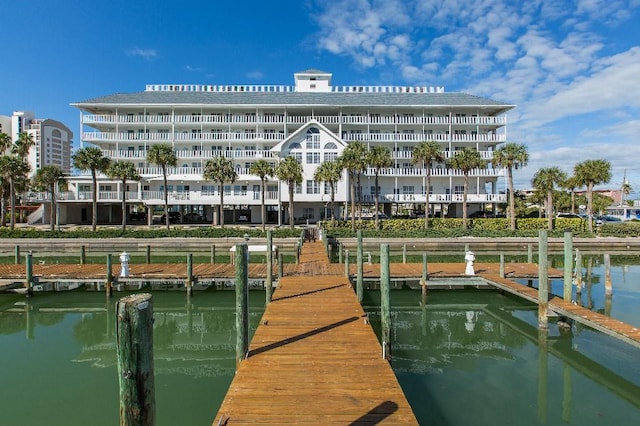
[213, 242, 418, 425]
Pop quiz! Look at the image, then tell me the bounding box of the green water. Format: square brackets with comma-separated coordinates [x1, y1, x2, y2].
[1, 259, 640, 425]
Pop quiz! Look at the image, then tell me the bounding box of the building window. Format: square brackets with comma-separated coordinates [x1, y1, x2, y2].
[303, 208, 315, 219]
[306, 180, 320, 194]
[324, 152, 338, 162]
[294, 183, 302, 194]
[306, 152, 320, 164]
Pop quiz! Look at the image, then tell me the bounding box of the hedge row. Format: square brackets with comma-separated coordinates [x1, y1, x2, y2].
[0, 227, 301, 239]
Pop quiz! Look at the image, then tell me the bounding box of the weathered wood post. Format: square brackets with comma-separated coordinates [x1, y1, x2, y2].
[563, 231, 573, 301]
[146, 245, 151, 264]
[186, 253, 193, 297]
[235, 244, 249, 368]
[116, 293, 155, 426]
[15, 245, 20, 265]
[356, 230, 363, 302]
[210, 245, 216, 264]
[604, 253, 612, 296]
[106, 254, 113, 297]
[538, 230, 549, 329]
[25, 252, 33, 297]
[499, 253, 505, 278]
[295, 242, 300, 264]
[344, 249, 350, 279]
[528, 244, 533, 263]
[339, 243, 343, 264]
[421, 252, 428, 302]
[380, 243, 391, 361]
[402, 244, 407, 264]
[278, 252, 283, 278]
[266, 230, 273, 304]
[328, 243, 333, 263]
[80, 245, 86, 265]
[464, 243, 469, 254]
[575, 249, 583, 293]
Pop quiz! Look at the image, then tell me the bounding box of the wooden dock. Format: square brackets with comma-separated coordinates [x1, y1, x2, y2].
[213, 242, 418, 425]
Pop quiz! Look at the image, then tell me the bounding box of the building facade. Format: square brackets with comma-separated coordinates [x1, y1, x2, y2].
[53, 69, 513, 226]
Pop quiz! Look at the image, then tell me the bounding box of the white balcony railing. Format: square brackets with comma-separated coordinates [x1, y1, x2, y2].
[83, 132, 285, 143]
[101, 149, 276, 161]
[82, 113, 507, 127]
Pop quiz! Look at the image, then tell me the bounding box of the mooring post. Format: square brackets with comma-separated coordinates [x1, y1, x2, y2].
[15, 245, 20, 265]
[421, 252, 428, 301]
[604, 253, 612, 296]
[146, 245, 151, 264]
[25, 252, 33, 297]
[528, 244, 533, 263]
[278, 252, 283, 278]
[80, 245, 86, 265]
[380, 243, 391, 361]
[266, 230, 273, 304]
[402, 244, 407, 264]
[538, 230, 549, 329]
[186, 253, 193, 297]
[328, 243, 333, 263]
[499, 253, 505, 278]
[235, 244, 249, 368]
[106, 254, 113, 297]
[344, 249, 350, 279]
[116, 293, 155, 426]
[575, 249, 583, 292]
[464, 243, 469, 254]
[339, 243, 343, 264]
[356, 230, 363, 302]
[211, 245, 216, 264]
[563, 231, 573, 301]
[295, 243, 300, 264]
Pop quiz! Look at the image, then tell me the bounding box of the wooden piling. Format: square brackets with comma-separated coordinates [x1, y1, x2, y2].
[106, 254, 113, 297]
[278, 252, 283, 279]
[421, 252, 428, 301]
[186, 253, 193, 297]
[575, 249, 583, 292]
[296, 243, 300, 264]
[116, 293, 155, 426]
[380, 243, 391, 361]
[499, 253, 505, 278]
[15, 245, 20, 265]
[211, 245, 216, 264]
[80, 245, 86, 265]
[235, 244, 249, 368]
[146, 245, 151, 264]
[402, 244, 407, 264]
[356, 230, 363, 302]
[528, 244, 533, 263]
[339, 243, 343, 264]
[344, 250, 350, 279]
[266, 230, 273, 304]
[563, 231, 573, 301]
[604, 253, 612, 296]
[538, 230, 549, 329]
[25, 252, 33, 297]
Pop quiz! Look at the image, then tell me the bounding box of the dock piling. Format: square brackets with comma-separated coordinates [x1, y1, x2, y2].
[146, 245, 151, 264]
[344, 250, 350, 279]
[235, 244, 249, 368]
[106, 254, 113, 297]
[538, 230, 549, 330]
[186, 253, 193, 297]
[500, 253, 505, 278]
[266, 230, 273, 304]
[356, 230, 363, 302]
[402, 244, 407, 264]
[528, 244, 533, 263]
[211, 245, 216, 264]
[25, 252, 33, 297]
[278, 252, 283, 278]
[563, 231, 573, 301]
[421, 252, 428, 301]
[80, 245, 86, 265]
[604, 253, 612, 296]
[575, 249, 583, 292]
[15, 245, 20, 265]
[380, 243, 391, 361]
[116, 293, 155, 426]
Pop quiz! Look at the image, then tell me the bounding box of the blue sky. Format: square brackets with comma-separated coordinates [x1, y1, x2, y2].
[1, 0, 639, 192]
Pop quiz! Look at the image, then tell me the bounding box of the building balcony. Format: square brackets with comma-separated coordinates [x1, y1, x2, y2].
[392, 150, 494, 160]
[101, 149, 276, 161]
[363, 167, 504, 178]
[81, 113, 506, 128]
[83, 131, 285, 143]
[343, 132, 505, 143]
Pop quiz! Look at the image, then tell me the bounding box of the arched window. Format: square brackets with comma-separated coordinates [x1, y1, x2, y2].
[52, 129, 62, 138]
[289, 142, 301, 150]
[324, 142, 337, 150]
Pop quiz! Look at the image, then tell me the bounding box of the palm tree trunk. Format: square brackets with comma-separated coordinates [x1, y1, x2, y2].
[288, 186, 294, 230]
[330, 184, 336, 228]
[425, 168, 431, 230]
[9, 178, 15, 230]
[261, 179, 266, 232]
[92, 172, 98, 232]
[121, 182, 127, 231]
[350, 172, 356, 232]
[219, 183, 225, 228]
[163, 169, 170, 230]
[374, 173, 380, 230]
[462, 174, 469, 229]
[547, 190, 553, 231]
[508, 168, 516, 231]
[50, 189, 56, 232]
[587, 183, 594, 232]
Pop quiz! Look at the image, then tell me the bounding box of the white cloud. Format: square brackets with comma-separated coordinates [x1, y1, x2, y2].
[246, 70, 264, 80]
[125, 48, 159, 60]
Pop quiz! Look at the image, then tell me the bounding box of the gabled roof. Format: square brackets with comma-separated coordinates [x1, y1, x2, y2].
[271, 119, 347, 154]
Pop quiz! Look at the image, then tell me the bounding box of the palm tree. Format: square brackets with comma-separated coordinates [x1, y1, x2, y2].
[12, 132, 35, 157]
[313, 160, 342, 228]
[0, 155, 30, 230]
[203, 156, 237, 228]
[0, 133, 12, 226]
[106, 161, 141, 231]
[562, 175, 582, 214]
[449, 148, 486, 229]
[366, 146, 392, 230]
[532, 167, 567, 231]
[32, 165, 67, 231]
[249, 159, 274, 232]
[412, 140, 445, 229]
[493, 143, 529, 231]
[146, 144, 177, 230]
[72, 146, 111, 231]
[275, 156, 303, 229]
[574, 159, 612, 232]
[339, 141, 366, 231]
[0, 132, 11, 153]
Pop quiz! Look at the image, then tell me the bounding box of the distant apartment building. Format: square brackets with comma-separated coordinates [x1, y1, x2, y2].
[0, 111, 73, 175]
[55, 69, 513, 226]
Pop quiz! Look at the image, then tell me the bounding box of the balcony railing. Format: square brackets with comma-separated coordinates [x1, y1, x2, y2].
[392, 150, 494, 160]
[82, 113, 507, 127]
[101, 149, 276, 160]
[363, 167, 504, 177]
[343, 133, 505, 143]
[83, 132, 285, 143]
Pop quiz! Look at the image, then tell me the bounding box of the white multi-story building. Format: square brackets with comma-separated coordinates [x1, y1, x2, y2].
[56, 69, 513, 226]
[0, 111, 73, 175]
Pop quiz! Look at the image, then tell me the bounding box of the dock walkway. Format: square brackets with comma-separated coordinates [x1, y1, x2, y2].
[213, 241, 418, 425]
